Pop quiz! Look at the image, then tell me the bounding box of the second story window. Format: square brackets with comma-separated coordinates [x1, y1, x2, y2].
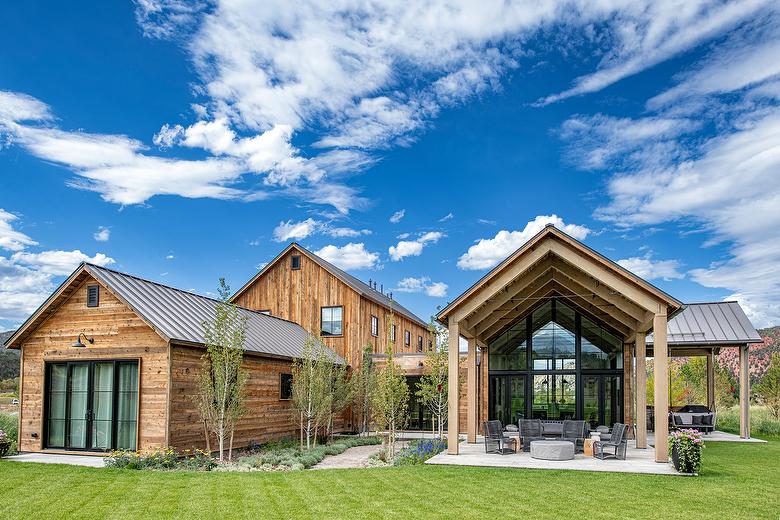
[291, 255, 301, 270]
[321, 306, 343, 336]
[370, 315, 379, 337]
[390, 324, 396, 343]
[405, 330, 411, 347]
[428, 339, 433, 351]
[418, 335, 423, 352]
[87, 285, 99, 307]
[280, 373, 293, 400]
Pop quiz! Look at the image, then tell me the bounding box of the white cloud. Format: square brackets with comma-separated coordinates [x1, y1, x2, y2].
[617, 256, 684, 281]
[273, 218, 319, 242]
[0, 209, 38, 251]
[165, 254, 175, 260]
[439, 212, 454, 222]
[12, 250, 115, 276]
[458, 215, 591, 270]
[326, 227, 372, 238]
[314, 243, 379, 270]
[389, 209, 406, 224]
[389, 231, 443, 261]
[93, 226, 110, 242]
[0, 210, 115, 326]
[396, 276, 448, 298]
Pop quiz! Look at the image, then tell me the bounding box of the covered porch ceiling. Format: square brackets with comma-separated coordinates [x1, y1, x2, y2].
[437, 226, 682, 343]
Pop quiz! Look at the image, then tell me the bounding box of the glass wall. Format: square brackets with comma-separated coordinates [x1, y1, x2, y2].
[488, 299, 623, 427]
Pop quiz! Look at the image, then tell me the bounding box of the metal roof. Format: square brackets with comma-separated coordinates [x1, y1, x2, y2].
[85, 264, 344, 363]
[232, 243, 430, 328]
[647, 301, 762, 346]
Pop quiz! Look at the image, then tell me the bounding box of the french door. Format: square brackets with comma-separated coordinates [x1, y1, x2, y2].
[582, 374, 622, 429]
[45, 360, 139, 451]
[489, 375, 526, 427]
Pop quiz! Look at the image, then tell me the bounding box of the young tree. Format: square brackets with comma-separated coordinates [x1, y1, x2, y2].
[290, 336, 332, 450]
[352, 344, 377, 437]
[196, 278, 248, 462]
[416, 320, 449, 439]
[755, 353, 780, 420]
[372, 314, 409, 459]
[325, 356, 354, 441]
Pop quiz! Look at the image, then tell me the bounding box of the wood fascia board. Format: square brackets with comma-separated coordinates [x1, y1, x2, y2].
[229, 243, 297, 303]
[472, 270, 556, 335]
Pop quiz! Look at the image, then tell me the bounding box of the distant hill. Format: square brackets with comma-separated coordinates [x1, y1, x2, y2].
[1, 331, 20, 380]
[717, 325, 780, 382]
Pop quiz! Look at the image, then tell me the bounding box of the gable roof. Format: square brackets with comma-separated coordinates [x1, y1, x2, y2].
[437, 224, 683, 325]
[231, 243, 430, 328]
[646, 301, 762, 346]
[4, 263, 344, 363]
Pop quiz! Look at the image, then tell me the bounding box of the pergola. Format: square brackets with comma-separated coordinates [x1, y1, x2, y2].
[436, 225, 757, 463]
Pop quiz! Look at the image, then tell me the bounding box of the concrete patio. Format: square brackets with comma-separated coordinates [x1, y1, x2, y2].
[426, 431, 765, 475]
[4, 453, 106, 467]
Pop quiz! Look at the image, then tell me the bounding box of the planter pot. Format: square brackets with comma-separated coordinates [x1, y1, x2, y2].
[671, 444, 681, 472]
[0, 441, 10, 458]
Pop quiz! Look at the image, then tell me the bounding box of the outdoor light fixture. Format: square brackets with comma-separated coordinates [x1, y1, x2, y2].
[417, 361, 424, 369]
[72, 333, 94, 348]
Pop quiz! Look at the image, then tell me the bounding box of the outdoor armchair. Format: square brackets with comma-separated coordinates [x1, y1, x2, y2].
[484, 420, 517, 455]
[561, 420, 587, 452]
[518, 419, 545, 452]
[593, 423, 628, 460]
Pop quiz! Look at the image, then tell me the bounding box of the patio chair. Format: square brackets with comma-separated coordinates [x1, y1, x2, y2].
[484, 421, 517, 455]
[561, 420, 587, 452]
[593, 423, 628, 460]
[519, 419, 545, 452]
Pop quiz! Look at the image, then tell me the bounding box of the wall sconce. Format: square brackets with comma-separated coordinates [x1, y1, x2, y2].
[72, 333, 94, 348]
[417, 361, 424, 369]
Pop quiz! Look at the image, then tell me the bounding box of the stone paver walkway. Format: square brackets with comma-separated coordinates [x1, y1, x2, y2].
[310, 444, 384, 470]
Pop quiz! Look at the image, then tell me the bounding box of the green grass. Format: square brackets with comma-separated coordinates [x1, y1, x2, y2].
[716, 405, 780, 437]
[1, 439, 779, 519]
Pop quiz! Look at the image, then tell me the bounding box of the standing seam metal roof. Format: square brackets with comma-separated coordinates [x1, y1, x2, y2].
[646, 301, 762, 346]
[87, 263, 344, 363]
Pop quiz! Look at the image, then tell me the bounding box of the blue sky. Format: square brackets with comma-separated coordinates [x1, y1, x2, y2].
[2, 1, 780, 330]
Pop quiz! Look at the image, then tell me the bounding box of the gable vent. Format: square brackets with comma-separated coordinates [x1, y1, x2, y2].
[87, 285, 99, 307]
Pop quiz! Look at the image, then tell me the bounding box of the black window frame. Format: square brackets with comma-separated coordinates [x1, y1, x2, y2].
[87, 285, 99, 307]
[320, 305, 344, 337]
[279, 373, 293, 400]
[370, 315, 379, 337]
[418, 335, 423, 352]
[404, 329, 411, 347]
[390, 324, 397, 343]
[291, 255, 301, 270]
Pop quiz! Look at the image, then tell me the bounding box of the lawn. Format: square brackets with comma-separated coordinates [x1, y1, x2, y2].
[1, 439, 778, 519]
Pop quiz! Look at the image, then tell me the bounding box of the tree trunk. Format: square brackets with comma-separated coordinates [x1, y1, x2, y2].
[203, 419, 211, 453]
[228, 427, 234, 462]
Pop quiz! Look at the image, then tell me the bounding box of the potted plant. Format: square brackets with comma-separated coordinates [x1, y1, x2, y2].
[0, 429, 10, 457]
[668, 428, 704, 474]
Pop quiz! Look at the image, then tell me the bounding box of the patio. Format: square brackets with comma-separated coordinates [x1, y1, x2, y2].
[426, 431, 765, 476]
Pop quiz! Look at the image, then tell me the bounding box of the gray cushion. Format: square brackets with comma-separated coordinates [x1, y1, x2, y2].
[530, 440, 575, 461]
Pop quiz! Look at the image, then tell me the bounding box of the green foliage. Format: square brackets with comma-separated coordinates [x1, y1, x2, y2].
[237, 436, 381, 471]
[325, 350, 354, 440]
[352, 344, 377, 436]
[195, 278, 249, 462]
[393, 439, 446, 466]
[290, 336, 335, 450]
[372, 319, 409, 458]
[415, 323, 448, 439]
[754, 353, 780, 420]
[717, 405, 780, 437]
[0, 341, 20, 381]
[0, 411, 17, 456]
[104, 447, 216, 471]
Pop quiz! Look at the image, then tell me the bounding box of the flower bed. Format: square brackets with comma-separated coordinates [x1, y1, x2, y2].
[393, 439, 447, 466]
[104, 447, 216, 471]
[668, 428, 705, 474]
[237, 435, 381, 471]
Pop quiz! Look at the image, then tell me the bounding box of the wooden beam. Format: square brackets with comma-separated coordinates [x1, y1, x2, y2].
[623, 343, 633, 437]
[739, 345, 751, 439]
[550, 271, 640, 332]
[474, 270, 555, 335]
[447, 320, 460, 454]
[464, 259, 552, 330]
[653, 311, 669, 463]
[480, 283, 558, 341]
[550, 257, 647, 322]
[466, 337, 477, 443]
[707, 349, 715, 412]
[635, 332, 647, 449]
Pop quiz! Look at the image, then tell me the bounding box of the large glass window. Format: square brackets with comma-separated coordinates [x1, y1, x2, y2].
[531, 302, 576, 370]
[488, 320, 527, 370]
[320, 306, 343, 336]
[532, 374, 577, 420]
[581, 315, 623, 369]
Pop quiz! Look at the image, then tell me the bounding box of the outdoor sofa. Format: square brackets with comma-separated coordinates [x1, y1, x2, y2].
[670, 405, 716, 433]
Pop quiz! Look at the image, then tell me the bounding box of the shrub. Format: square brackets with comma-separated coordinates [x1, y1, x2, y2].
[668, 429, 704, 474]
[104, 447, 215, 471]
[716, 405, 780, 437]
[0, 411, 18, 456]
[393, 439, 446, 466]
[237, 435, 381, 471]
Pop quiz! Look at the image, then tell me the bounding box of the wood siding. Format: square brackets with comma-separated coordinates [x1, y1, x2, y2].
[168, 345, 349, 451]
[233, 246, 430, 368]
[17, 275, 169, 452]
